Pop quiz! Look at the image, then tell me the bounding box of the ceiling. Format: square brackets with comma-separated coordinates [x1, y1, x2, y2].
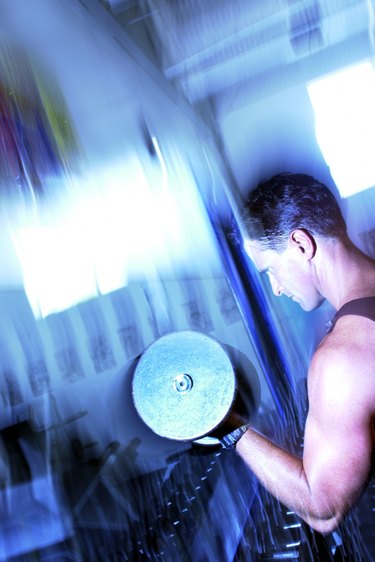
[99, 0, 375, 117]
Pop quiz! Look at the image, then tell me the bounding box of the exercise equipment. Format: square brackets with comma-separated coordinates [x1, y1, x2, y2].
[132, 330, 259, 442]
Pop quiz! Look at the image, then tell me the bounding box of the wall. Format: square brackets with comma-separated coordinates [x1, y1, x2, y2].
[0, 0, 275, 463]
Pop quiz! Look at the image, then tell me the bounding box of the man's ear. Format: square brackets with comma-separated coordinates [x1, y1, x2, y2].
[289, 229, 316, 260]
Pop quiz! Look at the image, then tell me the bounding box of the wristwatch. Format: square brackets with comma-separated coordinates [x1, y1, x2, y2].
[219, 424, 250, 450]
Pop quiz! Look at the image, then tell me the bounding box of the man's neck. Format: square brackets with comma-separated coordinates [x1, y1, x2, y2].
[315, 237, 375, 311]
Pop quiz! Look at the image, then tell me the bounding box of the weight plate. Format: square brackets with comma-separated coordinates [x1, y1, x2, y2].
[132, 331, 236, 440]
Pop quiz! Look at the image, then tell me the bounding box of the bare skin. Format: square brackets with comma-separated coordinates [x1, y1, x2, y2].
[237, 229, 375, 534]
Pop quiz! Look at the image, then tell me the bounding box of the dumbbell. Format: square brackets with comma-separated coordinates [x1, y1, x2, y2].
[132, 331, 260, 446]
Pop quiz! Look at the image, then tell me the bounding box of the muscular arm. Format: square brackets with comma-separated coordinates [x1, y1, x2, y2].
[236, 339, 374, 534]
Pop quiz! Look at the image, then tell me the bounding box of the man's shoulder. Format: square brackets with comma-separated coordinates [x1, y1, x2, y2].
[309, 316, 375, 403]
[318, 312, 375, 357]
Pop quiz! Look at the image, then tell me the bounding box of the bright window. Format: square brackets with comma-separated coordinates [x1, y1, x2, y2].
[12, 151, 219, 318]
[307, 61, 375, 198]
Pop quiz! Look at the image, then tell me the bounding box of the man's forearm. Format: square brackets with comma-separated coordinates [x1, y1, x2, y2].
[235, 428, 339, 533]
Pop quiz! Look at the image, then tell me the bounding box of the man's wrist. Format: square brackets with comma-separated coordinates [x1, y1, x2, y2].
[219, 423, 250, 450]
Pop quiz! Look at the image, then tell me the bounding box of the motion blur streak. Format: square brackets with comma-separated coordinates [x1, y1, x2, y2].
[12, 147, 222, 318]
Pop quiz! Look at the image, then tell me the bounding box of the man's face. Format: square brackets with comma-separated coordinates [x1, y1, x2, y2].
[244, 237, 324, 311]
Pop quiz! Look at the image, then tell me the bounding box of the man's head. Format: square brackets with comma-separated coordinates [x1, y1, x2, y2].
[241, 173, 347, 311]
[241, 172, 347, 251]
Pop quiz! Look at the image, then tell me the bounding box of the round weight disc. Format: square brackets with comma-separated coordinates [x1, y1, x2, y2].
[132, 331, 236, 441]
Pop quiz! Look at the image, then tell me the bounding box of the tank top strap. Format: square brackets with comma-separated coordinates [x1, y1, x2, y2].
[328, 296, 375, 333]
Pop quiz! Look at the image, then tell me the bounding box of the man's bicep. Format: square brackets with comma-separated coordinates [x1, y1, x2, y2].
[303, 372, 373, 515]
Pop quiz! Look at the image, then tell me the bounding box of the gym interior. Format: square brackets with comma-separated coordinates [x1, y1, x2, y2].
[0, 1, 374, 560]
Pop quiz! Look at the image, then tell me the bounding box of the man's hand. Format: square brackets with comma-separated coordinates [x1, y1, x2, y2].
[208, 411, 249, 449]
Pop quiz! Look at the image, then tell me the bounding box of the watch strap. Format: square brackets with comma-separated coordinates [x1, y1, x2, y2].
[219, 424, 250, 450]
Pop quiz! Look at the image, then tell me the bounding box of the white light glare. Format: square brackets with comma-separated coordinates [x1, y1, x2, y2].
[307, 61, 375, 198]
[13, 151, 219, 318]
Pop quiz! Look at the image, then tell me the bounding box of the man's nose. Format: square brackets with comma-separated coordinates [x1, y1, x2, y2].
[269, 275, 282, 297]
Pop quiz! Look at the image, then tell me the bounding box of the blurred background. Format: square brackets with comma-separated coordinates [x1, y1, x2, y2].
[0, 0, 374, 560]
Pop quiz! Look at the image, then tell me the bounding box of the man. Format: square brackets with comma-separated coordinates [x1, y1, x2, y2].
[227, 172, 375, 534]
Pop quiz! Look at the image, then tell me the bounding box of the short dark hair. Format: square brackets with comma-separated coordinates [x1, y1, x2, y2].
[241, 172, 347, 250]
